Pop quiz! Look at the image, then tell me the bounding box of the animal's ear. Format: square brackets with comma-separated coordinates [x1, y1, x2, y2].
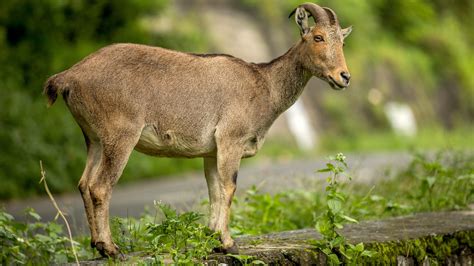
[294, 7, 310, 36]
[342, 26, 352, 39]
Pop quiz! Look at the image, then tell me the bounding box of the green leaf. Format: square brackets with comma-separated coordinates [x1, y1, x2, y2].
[0, 212, 14, 221]
[361, 250, 377, 257]
[328, 253, 340, 264]
[333, 192, 346, 201]
[327, 199, 342, 213]
[25, 208, 41, 221]
[322, 248, 332, 255]
[318, 168, 332, 173]
[370, 195, 384, 202]
[332, 236, 345, 246]
[426, 176, 436, 188]
[339, 248, 352, 260]
[341, 215, 358, 224]
[355, 242, 364, 252]
[457, 174, 474, 180]
[54, 253, 68, 263]
[334, 223, 344, 229]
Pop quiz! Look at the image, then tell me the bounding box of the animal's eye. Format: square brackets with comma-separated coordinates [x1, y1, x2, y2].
[314, 35, 324, 42]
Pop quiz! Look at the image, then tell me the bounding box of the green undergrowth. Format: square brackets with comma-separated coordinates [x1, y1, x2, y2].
[1, 150, 472, 264]
[0, 208, 93, 264]
[110, 201, 221, 264]
[231, 150, 473, 236]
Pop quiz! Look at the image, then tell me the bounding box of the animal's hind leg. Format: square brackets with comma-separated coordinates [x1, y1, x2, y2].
[77, 132, 102, 248]
[88, 129, 141, 258]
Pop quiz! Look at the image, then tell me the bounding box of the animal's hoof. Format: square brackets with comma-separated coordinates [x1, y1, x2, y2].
[116, 252, 127, 261]
[214, 243, 239, 254]
[224, 243, 239, 254]
[212, 246, 224, 253]
[95, 241, 122, 259]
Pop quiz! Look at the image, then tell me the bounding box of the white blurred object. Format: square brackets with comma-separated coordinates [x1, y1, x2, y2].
[286, 100, 317, 150]
[384, 102, 417, 137]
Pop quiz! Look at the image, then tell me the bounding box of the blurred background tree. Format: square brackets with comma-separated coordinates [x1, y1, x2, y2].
[0, 0, 472, 199]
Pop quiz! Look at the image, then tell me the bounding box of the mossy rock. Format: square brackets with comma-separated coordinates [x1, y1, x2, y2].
[212, 211, 474, 265]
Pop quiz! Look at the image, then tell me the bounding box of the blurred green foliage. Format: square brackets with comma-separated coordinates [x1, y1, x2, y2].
[0, 0, 473, 200]
[0, 0, 206, 199]
[242, 0, 474, 131]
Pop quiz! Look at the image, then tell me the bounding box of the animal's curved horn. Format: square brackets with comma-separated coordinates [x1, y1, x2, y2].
[297, 2, 329, 25]
[323, 7, 338, 25]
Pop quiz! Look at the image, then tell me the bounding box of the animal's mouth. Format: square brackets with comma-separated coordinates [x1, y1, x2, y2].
[328, 76, 347, 90]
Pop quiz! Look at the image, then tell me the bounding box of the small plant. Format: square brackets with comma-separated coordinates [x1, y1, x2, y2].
[145, 201, 221, 264]
[227, 254, 266, 265]
[110, 214, 151, 254]
[406, 152, 474, 211]
[312, 153, 376, 265]
[0, 162, 91, 265]
[231, 185, 316, 236]
[0, 208, 91, 264]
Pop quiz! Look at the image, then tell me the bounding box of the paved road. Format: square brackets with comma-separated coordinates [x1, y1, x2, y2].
[3, 152, 411, 234]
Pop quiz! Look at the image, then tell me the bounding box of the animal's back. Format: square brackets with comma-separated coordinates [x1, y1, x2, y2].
[57, 43, 261, 113]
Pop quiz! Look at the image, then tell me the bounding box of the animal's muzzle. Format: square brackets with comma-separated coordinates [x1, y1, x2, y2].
[340, 71, 351, 87]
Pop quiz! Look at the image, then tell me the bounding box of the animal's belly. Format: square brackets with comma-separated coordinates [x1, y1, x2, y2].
[135, 125, 215, 158]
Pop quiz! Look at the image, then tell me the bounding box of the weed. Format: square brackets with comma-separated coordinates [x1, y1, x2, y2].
[110, 215, 150, 254]
[404, 152, 474, 211]
[110, 201, 222, 264]
[0, 208, 91, 264]
[145, 201, 221, 264]
[231, 186, 317, 235]
[0, 163, 91, 264]
[311, 153, 377, 264]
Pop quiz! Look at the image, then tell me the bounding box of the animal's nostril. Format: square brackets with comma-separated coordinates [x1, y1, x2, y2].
[340, 71, 351, 84]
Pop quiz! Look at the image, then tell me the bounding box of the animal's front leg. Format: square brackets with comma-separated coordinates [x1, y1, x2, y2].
[214, 141, 242, 253]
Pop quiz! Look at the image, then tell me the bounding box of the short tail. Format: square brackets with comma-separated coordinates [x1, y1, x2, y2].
[43, 74, 66, 107]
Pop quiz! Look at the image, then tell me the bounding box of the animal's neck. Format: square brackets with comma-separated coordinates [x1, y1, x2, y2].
[258, 41, 312, 114]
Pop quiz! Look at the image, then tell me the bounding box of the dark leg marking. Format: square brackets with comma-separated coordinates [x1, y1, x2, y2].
[232, 171, 238, 185]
